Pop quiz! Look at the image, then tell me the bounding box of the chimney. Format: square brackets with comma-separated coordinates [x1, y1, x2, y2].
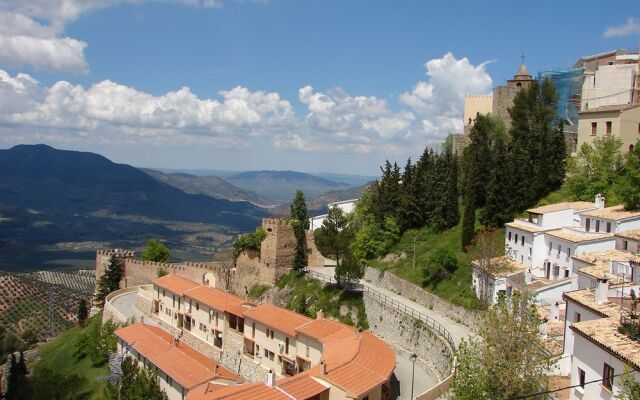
[316, 309, 324, 320]
[266, 369, 276, 387]
[525, 269, 532, 285]
[595, 193, 606, 209]
[550, 301, 560, 321]
[320, 361, 326, 376]
[595, 277, 609, 304]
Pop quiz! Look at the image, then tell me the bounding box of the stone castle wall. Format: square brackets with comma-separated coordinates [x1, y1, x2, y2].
[260, 218, 297, 281]
[305, 230, 325, 268]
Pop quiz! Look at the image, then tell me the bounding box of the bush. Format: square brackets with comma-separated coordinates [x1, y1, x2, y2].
[423, 248, 458, 287]
[233, 227, 267, 258]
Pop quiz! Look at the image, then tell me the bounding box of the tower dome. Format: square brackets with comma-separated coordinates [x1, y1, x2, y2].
[513, 63, 532, 80]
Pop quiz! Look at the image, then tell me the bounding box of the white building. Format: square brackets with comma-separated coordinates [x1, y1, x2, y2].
[309, 199, 358, 230]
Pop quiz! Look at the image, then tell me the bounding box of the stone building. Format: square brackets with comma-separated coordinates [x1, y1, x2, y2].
[492, 63, 534, 130]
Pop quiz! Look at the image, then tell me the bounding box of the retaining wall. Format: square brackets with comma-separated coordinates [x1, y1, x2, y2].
[363, 267, 481, 331]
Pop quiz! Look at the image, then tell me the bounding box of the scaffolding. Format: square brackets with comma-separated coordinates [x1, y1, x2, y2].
[538, 67, 584, 131]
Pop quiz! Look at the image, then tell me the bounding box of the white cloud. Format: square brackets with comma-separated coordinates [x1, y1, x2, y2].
[604, 17, 640, 38]
[400, 52, 493, 136]
[0, 0, 264, 73]
[0, 53, 493, 156]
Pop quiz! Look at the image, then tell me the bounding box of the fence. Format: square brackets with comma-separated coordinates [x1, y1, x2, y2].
[306, 270, 456, 352]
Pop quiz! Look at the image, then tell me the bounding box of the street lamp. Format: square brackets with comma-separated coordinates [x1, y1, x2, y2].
[410, 353, 417, 399]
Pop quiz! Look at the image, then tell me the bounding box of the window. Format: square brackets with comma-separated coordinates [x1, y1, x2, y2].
[285, 337, 289, 354]
[585, 218, 591, 232]
[558, 244, 561, 255]
[196, 302, 199, 311]
[596, 220, 600, 232]
[575, 312, 581, 322]
[305, 346, 310, 358]
[564, 269, 569, 278]
[173, 294, 175, 307]
[553, 265, 560, 277]
[606, 121, 612, 135]
[529, 248, 532, 256]
[252, 322, 256, 338]
[515, 234, 518, 243]
[199, 322, 206, 332]
[229, 314, 238, 330]
[521, 236, 525, 246]
[548, 242, 552, 253]
[624, 240, 629, 251]
[578, 368, 585, 388]
[264, 349, 275, 361]
[606, 222, 611, 233]
[591, 122, 597, 136]
[508, 231, 512, 241]
[165, 308, 172, 317]
[603, 363, 614, 390]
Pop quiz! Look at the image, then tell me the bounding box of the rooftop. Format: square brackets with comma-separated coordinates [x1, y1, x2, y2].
[472, 256, 525, 278]
[563, 289, 622, 319]
[508, 272, 559, 291]
[505, 220, 544, 233]
[579, 104, 640, 114]
[571, 317, 640, 370]
[545, 228, 613, 243]
[186, 383, 289, 400]
[574, 249, 640, 284]
[152, 274, 201, 296]
[527, 201, 596, 215]
[617, 229, 640, 241]
[116, 323, 239, 389]
[581, 205, 640, 221]
[277, 374, 330, 399]
[184, 286, 247, 315]
[295, 318, 357, 343]
[243, 303, 313, 337]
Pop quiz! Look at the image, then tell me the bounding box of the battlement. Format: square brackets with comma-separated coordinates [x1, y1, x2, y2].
[96, 249, 135, 258]
[465, 94, 493, 99]
[262, 218, 293, 228]
[126, 259, 220, 272]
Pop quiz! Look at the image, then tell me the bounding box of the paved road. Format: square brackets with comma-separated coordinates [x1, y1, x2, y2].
[395, 354, 437, 399]
[309, 267, 474, 346]
[111, 291, 159, 327]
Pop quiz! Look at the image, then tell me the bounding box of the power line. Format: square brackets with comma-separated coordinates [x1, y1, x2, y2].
[507, 369, 636, 399]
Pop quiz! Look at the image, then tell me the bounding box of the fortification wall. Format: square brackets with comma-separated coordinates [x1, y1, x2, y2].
[261, 218, 297, 280]
[95, 249, 134, 288]
[363, 267, 481, 331]
[492, 85, 518, 129]
[233, 249, 263, 294]
[122, 259, 222, 288]
[305, 230, 325, 268]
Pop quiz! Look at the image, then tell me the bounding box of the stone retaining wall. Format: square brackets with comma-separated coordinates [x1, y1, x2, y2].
[364, 267, 481, 331]
[364, 295, 452, 380]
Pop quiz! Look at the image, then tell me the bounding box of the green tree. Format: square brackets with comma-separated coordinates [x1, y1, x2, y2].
[20, 329, 38, 347]
[290, 190, 309, 271]
[314, 207, 354, 267]
[1, 332, 24, 357]
[616, 143, 640, 210]
[566, 136, 624, 201]
[461, 193, 476, 250]
[233, 227, 267, 258]
[351, 216, 400, 263]
[95, 254, 124, 306]
[141, 239, 170, 263]
[74, 316, 118, 365]
[616, 365, 640, 400]
[451, 292, 553, 400]
[422, 248, 458, 287]
[480, 130, 513, 228]
[335, 251, 363, 287]
[77, 298, 88, 327]
[290, 190, 309, 229]
[104, 357, 168, 400]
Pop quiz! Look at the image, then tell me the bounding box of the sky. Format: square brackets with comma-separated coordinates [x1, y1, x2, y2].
[0, 1, 639, 175]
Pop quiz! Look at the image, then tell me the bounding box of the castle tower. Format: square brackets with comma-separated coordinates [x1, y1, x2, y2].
[493, 59, 535, 129]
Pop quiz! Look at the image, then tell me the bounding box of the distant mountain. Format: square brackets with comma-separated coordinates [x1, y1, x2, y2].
[226, 170, 352, 203]
[142, 169, 273, 207]
[311, 172, 377, 187]
[0, 145, 266, 245]
[270, 183, 371, 217]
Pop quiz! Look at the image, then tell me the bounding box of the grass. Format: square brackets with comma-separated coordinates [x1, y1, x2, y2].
[368, 221, 502, 310]
[32, 321, 108, 399]
[277, 272, 369, 329]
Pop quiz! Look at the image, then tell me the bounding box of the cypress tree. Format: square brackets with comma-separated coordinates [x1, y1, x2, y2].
[290, 190, 309, 271]
[481, 131, 513, 227]
[94, 254, 124, 306]
[290, 190, 309, 229]
[442, 148, 460, 229]
[461, 192, 476, 250]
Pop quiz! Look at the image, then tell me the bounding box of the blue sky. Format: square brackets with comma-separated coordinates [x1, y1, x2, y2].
[0, 0, 638, 175]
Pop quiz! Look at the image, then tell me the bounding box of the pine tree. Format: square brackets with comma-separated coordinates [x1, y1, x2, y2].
[141, 239, 170, 263]
[290, 190, 309, 229]
[617, 143, 640, 210]
[77, 298, 88, 327]
[481, 131, 513, 227]
[94, 254, 124, 306]
[442, 149, 460, 229]
[461, 193, 476, 250]
[314, 207, 353, 266]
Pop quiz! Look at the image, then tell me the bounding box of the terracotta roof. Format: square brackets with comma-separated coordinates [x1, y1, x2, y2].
[278, 374, 329, 399]
[152, 274, 200, 295]
[508, 272, 567, 291]
[242, 303, 312, 337]
[186, 383, 289, 400]
[574, 249, 640, 284]
[545, 229, 613, 243]
[581, 205, 640, 221]
[579, 104, 640, 114]
[472, 256, 525, 277]
[562, 289, 622, 319]
[115, 323, 239, 390]
[571, 317, 640, 370]
[311, 332, 396, 398]
[617, 229, 640, 241]
[185, 286, 247, 314]
[505, 220, 543, 233]
[527, 202, 596, 215]
[295, 319, 357, 343]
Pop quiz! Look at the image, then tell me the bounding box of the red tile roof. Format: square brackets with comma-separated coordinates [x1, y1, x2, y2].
[242, 303, 312, 336]
[115, 323, 239, 389]
[185, 286, 247, 314]
[152, 274, 200, 295]
[295, 318, 357, 343]
[186, 383, 290, 400]
[278, 374, 329, 399]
